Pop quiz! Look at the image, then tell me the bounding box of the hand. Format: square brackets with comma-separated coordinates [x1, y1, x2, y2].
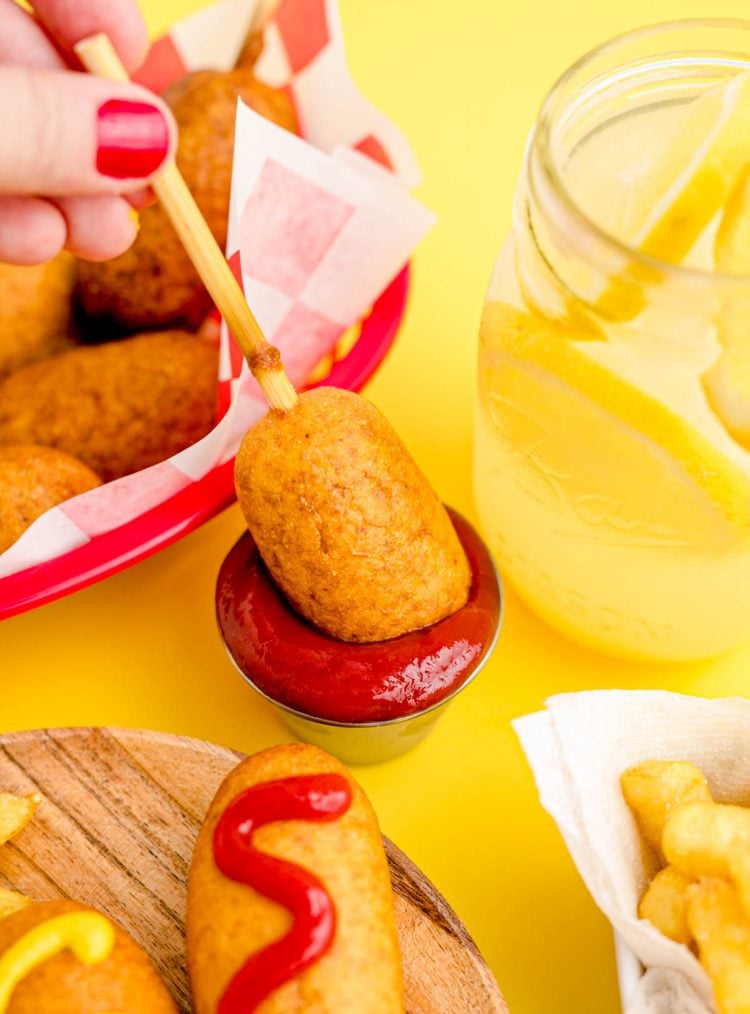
[0, 0, 177, 264]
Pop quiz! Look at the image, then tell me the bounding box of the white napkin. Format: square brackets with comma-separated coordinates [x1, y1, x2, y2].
[628, 968, 710, 1014]
[513, 690, 750, 1014]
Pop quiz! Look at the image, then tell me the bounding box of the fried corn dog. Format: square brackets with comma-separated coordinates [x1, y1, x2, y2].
[234, 387, 472, 642]
[0, 255, 75, 380]
[76, 69, 297, 333]
[0, 900, 176, 1013]
[0, 445, 101, 552]
[187, 743, 404, 1013]
[0, 331, 217, 482]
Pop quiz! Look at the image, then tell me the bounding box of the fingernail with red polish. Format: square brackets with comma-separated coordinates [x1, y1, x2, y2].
[96, 99, 169, 179]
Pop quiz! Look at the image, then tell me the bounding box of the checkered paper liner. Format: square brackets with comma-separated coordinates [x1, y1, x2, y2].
[0, 0, 433, 587]
[133, 0, 421, 184]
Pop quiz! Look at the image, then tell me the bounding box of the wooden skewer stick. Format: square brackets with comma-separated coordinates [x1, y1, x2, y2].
[75, 32, 299, 414]
[235, 0, 280, 70]
[248, 0, 280, 37]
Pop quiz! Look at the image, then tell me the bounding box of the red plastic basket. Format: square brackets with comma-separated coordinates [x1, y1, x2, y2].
[0, 267, 408, 621]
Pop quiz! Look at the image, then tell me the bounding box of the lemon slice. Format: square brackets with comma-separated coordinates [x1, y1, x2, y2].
[480, 302, 750, 529]
[706, 172, 750, 439]
[715, 167, 750, 275]
[704, 344, 750, 450]
[514, 245, 605, 342]
[593, 71, 750, 319]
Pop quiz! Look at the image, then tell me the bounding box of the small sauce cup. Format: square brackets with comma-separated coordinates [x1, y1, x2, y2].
[216, 509, 502, 764]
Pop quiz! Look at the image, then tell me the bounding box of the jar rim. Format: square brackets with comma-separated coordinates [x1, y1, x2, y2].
[534, 18, 750, 287]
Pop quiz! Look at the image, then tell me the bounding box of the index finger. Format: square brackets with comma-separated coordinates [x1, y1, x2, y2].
[30, 0, 148, 74]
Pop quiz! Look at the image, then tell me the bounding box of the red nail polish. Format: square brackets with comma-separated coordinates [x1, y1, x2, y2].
[96, 99, 169, 179]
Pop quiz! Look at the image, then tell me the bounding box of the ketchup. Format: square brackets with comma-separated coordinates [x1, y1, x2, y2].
[217, 509, 500, 723]
[213, 774, 352, 1013]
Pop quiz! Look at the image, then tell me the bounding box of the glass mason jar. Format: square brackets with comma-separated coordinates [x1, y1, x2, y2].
[474, 21, 750, 661]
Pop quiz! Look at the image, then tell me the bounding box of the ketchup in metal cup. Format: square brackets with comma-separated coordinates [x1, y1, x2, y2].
[216, 510, 500, 724]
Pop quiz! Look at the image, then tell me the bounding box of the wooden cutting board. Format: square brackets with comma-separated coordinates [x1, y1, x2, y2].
[0, 727, 507, 1013]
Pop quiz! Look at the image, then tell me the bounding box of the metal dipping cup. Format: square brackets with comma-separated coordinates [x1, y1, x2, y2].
[217, 512, 503, 765]
[227, 610, 501, 765]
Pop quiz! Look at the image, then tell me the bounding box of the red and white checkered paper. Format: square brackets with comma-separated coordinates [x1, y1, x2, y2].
[0, 0, 432, 581]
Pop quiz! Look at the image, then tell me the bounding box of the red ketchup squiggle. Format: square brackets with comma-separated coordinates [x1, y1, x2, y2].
[213, 774, 352, 1013]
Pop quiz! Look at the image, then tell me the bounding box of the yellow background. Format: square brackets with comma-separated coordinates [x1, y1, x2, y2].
[4, 1, 750, 1010]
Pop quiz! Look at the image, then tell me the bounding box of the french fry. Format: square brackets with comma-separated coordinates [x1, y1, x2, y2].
[729, 846, 750, 920]
[0, 887, 33, 920]
[621, 760, 712, 855]
[664, 802, 750, 879]
[687, 878, 750, 1014]
[638, 865, 695, 944]
[625, 761, 750, 1008]
[0, 792, 40, 845]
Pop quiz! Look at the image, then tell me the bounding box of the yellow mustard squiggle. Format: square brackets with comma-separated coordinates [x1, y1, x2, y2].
[0, 911, 116, 1013]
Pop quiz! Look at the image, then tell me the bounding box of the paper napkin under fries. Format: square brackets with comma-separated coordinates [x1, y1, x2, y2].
[514, 691, 750, 1014]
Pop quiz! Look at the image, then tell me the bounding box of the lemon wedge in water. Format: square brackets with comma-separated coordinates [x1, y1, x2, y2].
[715, 168, 750, 275]
[702, 167, 750, 446]
[481, 302, 750, 531]
[704, 345, 750, 450]
[592, 71, 750, 318]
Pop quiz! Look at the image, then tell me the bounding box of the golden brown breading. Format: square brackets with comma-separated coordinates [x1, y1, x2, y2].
[235, 387, 471, 642]
[187, 744, 404, 1013]
[0, 254, 76, 379]
[76, 70, 298, 333]
[0, 332, 217, 482]
[0, 900, 176, 1012]
[0, 445, 101, 552]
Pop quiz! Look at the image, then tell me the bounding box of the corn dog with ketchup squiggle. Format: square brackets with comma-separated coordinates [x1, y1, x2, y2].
[187, 743, 404, 1013]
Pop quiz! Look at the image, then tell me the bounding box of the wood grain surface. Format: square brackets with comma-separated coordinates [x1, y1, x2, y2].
[0, 727, 507, 1013]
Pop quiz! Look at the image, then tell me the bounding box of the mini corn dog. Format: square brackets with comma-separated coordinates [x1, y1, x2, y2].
[0, 331, 217, 482]
[234, 387, 472, 642]
[0, 255, 75, 380]
[76, 69, 297, 333]
[187, 743, 404, 1012]
[0, 900, 176, 1013]
[0, 445, 101, 553]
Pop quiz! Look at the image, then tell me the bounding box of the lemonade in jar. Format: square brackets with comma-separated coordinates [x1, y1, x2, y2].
[474, 22, 750, 660]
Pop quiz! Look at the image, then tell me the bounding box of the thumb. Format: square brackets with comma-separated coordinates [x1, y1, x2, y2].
[0, 65, 177, 196]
